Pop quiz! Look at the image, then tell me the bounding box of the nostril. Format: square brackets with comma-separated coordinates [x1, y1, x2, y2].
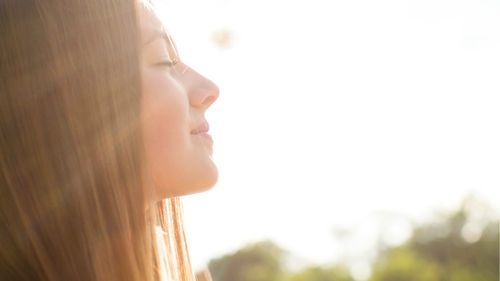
[202, 95, 216, 106]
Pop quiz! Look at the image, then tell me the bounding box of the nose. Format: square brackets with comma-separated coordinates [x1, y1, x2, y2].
[187, 68, 220, 110]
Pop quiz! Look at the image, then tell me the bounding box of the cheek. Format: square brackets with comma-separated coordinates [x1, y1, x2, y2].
[141, 69, 188, 127]
[141, 69, 190, 179]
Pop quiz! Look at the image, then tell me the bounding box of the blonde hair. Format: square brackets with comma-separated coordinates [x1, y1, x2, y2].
[0, 1, 195, 280]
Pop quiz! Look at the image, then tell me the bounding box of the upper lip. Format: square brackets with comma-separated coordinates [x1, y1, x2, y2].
[191, 121, 209, 134]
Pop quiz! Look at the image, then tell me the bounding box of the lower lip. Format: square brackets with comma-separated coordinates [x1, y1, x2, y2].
[192, 132, 213, 143]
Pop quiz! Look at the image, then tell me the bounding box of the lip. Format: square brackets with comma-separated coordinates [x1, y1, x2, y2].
[191, 121, 209, 135]
[192, 132, 213, 149]
[191, 121, 213, 145]
[194, 132, 213, 142]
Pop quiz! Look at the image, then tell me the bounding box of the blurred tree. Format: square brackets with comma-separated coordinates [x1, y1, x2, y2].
[369, 196, 499, 281]
[207, 240, 356, 281]
[208, 240, 286, 281]
[369, 246, 442, 281]
[286, 265, 355, 281]
[206, 196, 497, 281]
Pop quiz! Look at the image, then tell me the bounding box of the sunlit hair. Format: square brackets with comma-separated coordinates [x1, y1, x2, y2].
[0, 0, 195, 280]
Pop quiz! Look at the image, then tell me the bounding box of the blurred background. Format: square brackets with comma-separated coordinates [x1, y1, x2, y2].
[155, 0, 499, 280]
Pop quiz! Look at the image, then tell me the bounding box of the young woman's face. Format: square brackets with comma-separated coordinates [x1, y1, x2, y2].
[138, 7, 219, 201]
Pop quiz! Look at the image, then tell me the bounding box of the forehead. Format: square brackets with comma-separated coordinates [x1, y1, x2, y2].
[138, 6, 164, 43]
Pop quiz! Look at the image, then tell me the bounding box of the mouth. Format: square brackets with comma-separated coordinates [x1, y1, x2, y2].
[191, 121, 209, 135]
[191, 121, 213, 144]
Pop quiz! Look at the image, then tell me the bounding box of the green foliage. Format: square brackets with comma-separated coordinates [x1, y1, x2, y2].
[207, 196, 498, 281]
[208, 240, 286, 281]
[286, 265, 354, 281]
[369, 197, 499, 281]
[370, 247, 442, 281]
[208, 239, 356, 281]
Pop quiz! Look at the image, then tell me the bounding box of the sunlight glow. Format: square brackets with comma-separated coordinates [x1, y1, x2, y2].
[156, 0, 500, 270]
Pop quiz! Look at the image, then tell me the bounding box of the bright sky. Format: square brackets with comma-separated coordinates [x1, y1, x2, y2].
[155, 0, 500, 274]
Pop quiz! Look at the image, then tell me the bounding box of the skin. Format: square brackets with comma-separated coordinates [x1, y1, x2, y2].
[138, 6, 220, 202]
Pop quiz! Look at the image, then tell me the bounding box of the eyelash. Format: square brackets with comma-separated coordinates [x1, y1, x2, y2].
[155, 58, 178, 68]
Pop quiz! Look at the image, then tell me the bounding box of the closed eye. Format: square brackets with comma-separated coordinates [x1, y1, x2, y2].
[155, 57, 178, 68]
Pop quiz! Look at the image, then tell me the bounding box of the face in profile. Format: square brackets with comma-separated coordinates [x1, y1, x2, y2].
[138, 6, 220, 201]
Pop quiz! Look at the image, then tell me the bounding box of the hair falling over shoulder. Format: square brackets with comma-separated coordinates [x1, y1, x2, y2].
[0, 1, 195, 280]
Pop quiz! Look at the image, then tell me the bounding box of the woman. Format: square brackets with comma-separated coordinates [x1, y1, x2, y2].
[0, 0, 219, 280]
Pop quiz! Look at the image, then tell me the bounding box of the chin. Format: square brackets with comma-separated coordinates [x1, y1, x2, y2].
[192, 163, 219, 194]
[154, 163, 218, 200]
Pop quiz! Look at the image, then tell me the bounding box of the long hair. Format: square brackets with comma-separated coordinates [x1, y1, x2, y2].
[0, 1, 194, 280]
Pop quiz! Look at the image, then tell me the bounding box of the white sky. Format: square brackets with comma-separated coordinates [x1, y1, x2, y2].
[155, 0, 500, 272]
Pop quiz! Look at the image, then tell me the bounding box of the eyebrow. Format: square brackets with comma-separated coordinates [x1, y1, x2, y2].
[143, 28, 180, 62]
[142, 28, 168, 46]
